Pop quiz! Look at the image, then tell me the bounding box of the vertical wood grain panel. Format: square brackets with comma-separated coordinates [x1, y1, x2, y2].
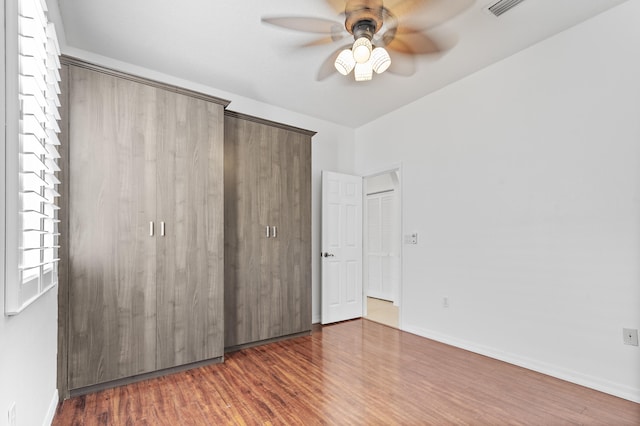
[224, 113, 312, 348]
[156, 91, 224, 369]
[224, 115, 269, 347]
[68, 66, 157, 389]
[57, 63, 70, 398]
[274, 129, 312, 336]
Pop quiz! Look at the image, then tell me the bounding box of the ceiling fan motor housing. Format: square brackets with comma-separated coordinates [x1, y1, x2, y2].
[352, 20, 377, 40]
[345, 0, 384, 36]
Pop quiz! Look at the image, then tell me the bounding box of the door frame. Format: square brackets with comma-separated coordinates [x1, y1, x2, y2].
[362, 164, 403, 329]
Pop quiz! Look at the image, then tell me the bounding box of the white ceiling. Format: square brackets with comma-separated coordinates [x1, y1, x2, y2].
[54, 0, 628, 128]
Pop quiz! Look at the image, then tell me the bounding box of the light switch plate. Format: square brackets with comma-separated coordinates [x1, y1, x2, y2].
[404, 233, 418, 244]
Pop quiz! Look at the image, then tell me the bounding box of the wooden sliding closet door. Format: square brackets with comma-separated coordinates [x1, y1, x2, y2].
[224, 112, 313, 349]
[66, 63, 226, 391]
[224, 116, 270, 347]
[68, 67, 158, 389]
[155, 90, 224, 369]
[267, 127, 312, 339]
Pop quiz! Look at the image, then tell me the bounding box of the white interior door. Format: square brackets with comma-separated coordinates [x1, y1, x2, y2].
[366, 193, 396, 301]
[321, 171, 363, 324]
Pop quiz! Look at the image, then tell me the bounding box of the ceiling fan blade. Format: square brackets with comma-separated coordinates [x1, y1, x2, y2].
[387, 53, 416, 76]
[389, 0, 474, 27]
[324, 0, 348, 13]
[384, 0, 431, 18]
[386, 30, 440, 55]
[261, 16, 344, 34]
[317, 44, 350, 81]
[301, 33, 350, 48]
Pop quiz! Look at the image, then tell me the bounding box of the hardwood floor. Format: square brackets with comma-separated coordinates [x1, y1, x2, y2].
[53, 319, 640, 425]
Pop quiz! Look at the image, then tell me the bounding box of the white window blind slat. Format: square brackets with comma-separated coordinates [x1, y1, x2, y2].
[44, 158, 60, 172]
[22, 245, 60, 252]
[18, 34, 46, 60]
[20, 52, 47, 78]
[46, 129, 60, 145]
[22, 113, 47, 139]
[21, 95, 47, 122]
[7, 0, 62, 314]
[19, 0, 47, 21]
[20, 171, 49, 190]
[20, 152, 48, 172]
[46, 67, 60, 84]
[47, 80, 61, 97]
[20, 76, 48, 106]
[21, 189, 48, 203]
[44, 172, 60, 186]
[45, 113, 60, 132]
[18, 13, 40, 33]
[48, 101, 61, 120]
[22, 133, 47, 155]
[44, 143, 60, 159]
[19, 259, 60, 271]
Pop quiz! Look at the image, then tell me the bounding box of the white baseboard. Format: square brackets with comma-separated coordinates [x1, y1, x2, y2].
[43, 389, 59, 426]
[312, 315, 321, 324]
[402, 324, 640, 404]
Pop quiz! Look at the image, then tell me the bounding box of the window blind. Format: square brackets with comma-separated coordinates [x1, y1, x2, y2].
[7, 0, 61, 314]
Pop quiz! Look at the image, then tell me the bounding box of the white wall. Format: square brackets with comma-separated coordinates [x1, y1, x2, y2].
[355, 0, 640, 402]
[1, 2, 60, 425]
[0, 292, 59, 426]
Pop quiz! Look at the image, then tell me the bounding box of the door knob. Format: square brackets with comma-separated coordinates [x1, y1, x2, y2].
[322, 252, 335, 258]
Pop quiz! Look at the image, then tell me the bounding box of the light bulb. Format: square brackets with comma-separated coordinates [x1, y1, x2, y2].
[354, 61, 373, 82]
[334, 49, 356, 75]
[371, 47, 391, 74]
[352, 37, 372, 64]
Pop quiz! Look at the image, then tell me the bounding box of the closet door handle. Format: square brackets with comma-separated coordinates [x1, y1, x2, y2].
[149, 221, 154, 237]
[161, 221, 165, 237]
[266, 226, 270, 238]
[272, 226, 277, 238]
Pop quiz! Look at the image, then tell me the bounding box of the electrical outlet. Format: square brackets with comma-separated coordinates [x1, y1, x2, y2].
[443, 297, 449, 308]
[623, 328, 639, 346]
[8, 403, 16, 426]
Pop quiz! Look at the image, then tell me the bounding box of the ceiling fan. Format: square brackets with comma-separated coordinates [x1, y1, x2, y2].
[262, 0, 473, 82]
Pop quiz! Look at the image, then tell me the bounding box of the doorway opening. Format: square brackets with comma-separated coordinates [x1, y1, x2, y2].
[363, 168, 402, 329]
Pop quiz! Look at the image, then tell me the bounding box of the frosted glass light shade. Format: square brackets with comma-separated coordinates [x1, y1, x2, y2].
[371, 47, 391, 74]
[354, 61, 373, 81]
[352, 37, 372, 64]
[334, 49, 356, 75]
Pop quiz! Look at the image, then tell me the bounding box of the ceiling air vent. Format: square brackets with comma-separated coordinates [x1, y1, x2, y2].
[488, 0, 527, 17]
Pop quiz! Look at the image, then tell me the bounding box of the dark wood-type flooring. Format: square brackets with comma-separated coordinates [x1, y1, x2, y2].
[53, 319, 640, 425]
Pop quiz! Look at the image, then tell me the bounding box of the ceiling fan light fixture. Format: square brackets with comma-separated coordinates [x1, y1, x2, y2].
[354, 61, 373, 82]
[352, 37, 372, 64]
[371, 47, 391, 74]
[334, 49, 356, 75]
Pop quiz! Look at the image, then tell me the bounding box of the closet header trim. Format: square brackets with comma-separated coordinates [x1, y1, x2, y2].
[61, 56, 231, 107]
[225, 110, 317, 137]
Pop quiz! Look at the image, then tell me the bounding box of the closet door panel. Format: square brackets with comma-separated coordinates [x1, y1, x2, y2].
[273, 130, 312, 336]
[256, 126, 275, 342]
[225, 117, 267, 347]
[224, 113, 312, 348]
[68, 67, 158, 389]
[156, 91, 224, 369]
[225, 117, 278, 347]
